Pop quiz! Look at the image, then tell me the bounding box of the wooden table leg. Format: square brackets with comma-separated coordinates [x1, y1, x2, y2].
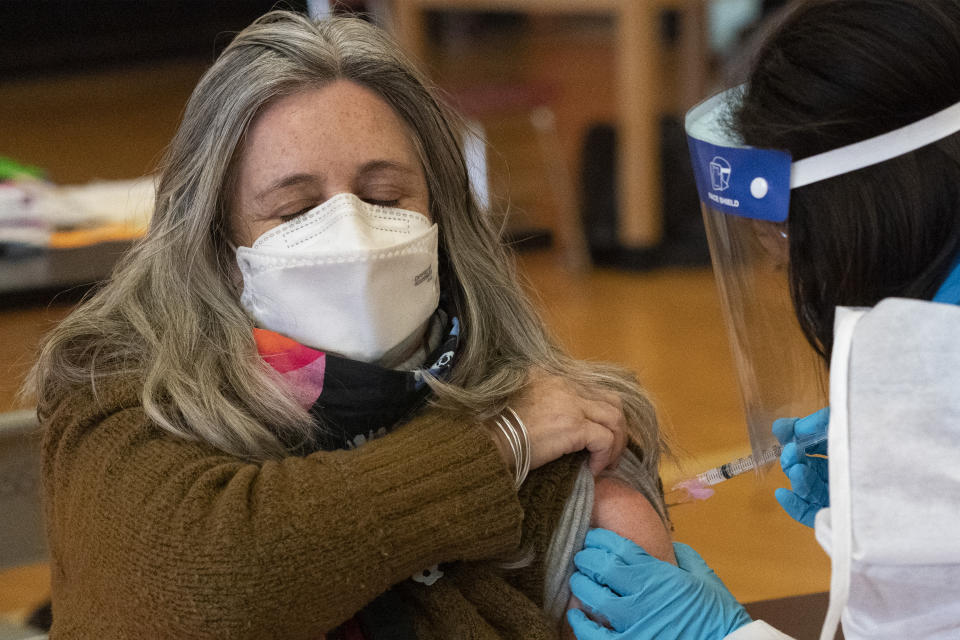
[616, 0, 664, 249]
[387, 0, 428, 66]
[677, 0, 709, 112]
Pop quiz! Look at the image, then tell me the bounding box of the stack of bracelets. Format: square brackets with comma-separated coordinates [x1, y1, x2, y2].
[491, 407, 531, 489]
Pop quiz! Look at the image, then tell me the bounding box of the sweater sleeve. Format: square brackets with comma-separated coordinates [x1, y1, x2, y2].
[42, 383, 522, 639]
[502, 451, 587, 605]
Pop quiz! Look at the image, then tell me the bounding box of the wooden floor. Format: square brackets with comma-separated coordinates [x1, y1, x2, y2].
[0, 16, 830, 624]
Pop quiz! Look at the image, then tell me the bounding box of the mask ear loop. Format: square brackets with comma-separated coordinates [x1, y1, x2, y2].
[219, 234, 244, 291]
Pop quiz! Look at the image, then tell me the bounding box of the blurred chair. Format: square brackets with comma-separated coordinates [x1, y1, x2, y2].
[0, 409, 48, 640]
[451, 82, 590, 271]
[0, 410, 45, 572]
[0, 622, 46, 640]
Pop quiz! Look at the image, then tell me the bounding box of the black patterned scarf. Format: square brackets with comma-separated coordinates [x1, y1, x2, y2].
[254, 310, 461, 639]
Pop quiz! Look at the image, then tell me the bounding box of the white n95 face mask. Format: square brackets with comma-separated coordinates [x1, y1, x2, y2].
[236, 192, 440, 363]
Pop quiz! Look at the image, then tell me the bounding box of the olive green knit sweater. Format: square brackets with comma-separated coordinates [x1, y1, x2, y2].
[41, 378, 582, 639]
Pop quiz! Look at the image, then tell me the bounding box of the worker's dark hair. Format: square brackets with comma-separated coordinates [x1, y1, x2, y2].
[733, 0, 960, 360]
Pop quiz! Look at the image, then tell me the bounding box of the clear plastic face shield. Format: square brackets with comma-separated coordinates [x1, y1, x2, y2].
[685, 85, 960, 456]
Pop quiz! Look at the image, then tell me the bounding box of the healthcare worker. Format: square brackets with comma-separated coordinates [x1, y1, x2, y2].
[566, 1, 960, 638]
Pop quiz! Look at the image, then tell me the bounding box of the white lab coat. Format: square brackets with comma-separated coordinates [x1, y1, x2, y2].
[726, 621, 795, 639]
[726, 298, 960, 640]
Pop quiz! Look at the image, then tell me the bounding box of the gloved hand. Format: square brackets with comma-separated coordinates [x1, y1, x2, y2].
[772, 407, 830, 527]
[567, 529, 751, 640]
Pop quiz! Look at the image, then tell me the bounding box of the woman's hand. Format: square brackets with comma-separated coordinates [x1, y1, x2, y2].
[510, 370, 628, 475]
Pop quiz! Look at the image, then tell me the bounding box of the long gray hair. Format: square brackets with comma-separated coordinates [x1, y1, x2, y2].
[30, 11, 664, 476]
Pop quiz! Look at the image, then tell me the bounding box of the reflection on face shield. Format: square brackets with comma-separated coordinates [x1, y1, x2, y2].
[752, 220, 789, 271]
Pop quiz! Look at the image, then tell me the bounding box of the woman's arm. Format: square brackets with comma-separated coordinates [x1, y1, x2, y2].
[590, 475, 675, 565]
[560, 475, 675, 639]
[43, 382, 522, 638]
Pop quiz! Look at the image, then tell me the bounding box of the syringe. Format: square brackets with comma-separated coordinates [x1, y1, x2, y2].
[667, 431, 828, 504]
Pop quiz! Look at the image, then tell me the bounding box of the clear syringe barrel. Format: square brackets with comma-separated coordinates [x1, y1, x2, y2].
[695, 432, 826, 487]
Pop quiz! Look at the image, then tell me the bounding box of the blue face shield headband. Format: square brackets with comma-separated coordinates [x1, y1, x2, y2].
[686, 86, 960, 223]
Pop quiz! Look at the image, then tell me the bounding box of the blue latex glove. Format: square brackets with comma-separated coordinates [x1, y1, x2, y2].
[772, 407, 830, 527]
[567, 529, 751, 640]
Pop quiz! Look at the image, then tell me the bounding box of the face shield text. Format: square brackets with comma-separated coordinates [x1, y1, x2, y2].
[708, 192, 741, 208]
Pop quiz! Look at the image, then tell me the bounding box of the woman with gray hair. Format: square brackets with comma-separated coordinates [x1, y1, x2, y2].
[30, 10, 672, 639]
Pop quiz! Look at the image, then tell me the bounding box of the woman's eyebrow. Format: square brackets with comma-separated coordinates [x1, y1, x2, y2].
[356, 160, 418, 180]
[255, 161, 415, 203]
[255, 173, 322, 203]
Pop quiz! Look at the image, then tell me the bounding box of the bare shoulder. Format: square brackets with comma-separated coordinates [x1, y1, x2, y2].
[559, 474, 677, 639]
[592, 475, 676, 565]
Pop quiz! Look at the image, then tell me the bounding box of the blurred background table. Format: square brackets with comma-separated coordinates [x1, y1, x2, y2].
[388, 0, 709, 250]
[0, 242, 130, 309]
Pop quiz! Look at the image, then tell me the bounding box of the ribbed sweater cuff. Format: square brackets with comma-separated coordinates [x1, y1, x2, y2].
[333, 416, 523, 573]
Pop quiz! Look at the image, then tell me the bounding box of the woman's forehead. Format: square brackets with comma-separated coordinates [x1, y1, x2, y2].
[237, 80, 424, 191]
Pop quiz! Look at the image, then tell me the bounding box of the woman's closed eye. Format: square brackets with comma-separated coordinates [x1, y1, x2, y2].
[363, 197, 400, 207]
[278, 198, 400, 222]
[279, 206, 316, 222]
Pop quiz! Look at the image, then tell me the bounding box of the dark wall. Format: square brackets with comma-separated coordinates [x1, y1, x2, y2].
[1, 1, 308, 79]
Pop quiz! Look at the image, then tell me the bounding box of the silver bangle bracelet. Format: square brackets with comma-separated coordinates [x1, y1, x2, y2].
[493, 416, 520, 486]
[497, 406, 530, 489]
[507, 407, 531, 487]
[494, 416, 518, 469]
